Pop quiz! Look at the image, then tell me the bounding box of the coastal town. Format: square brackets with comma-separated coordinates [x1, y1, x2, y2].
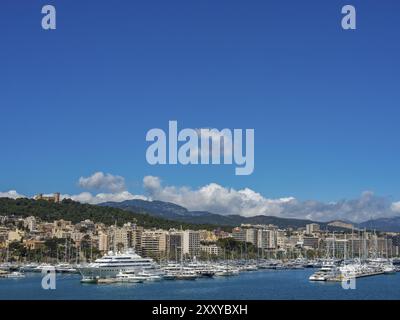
[1, 194, 400, 265]
[1, 193, 400, 284]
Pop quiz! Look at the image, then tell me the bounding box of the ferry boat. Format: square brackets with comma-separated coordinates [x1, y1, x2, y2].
[77, 249, 157, 279]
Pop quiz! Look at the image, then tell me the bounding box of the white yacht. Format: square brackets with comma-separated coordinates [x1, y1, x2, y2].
[115, 271, 145, 283]
[185, 262, 215, 277]
[55, 263, 77, 273]
[34, 264, 55, 273]
[162, 264, 198, 280]
[309, 261, 341, 281]
[214, 265, 240, 277]
[137, 270, 163, 281]
[20, 263, 40, 272]
[77, 249, 157, 279]
[4, 271, 25, 278]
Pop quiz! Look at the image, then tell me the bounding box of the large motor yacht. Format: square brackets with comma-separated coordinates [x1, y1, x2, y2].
[77, 248, 157, 279]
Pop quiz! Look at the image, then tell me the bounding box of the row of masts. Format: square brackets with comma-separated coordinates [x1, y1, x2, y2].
[329, 229, 392, 260]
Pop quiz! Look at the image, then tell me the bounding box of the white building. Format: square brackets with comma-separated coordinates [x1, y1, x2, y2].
[200, 244, 222, 256]
[24, 216, 37, 232]
[182, 230, 200, 257]
[306, 223, 320, 235]
[257, 229, 276, 249]
[98, 232, 109, 252]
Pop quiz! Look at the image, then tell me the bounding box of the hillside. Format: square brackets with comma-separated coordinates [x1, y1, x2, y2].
[358, 216, 400, 232]
[0, 198, 228, 231]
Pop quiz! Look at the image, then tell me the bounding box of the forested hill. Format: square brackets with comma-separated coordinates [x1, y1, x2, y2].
[0, 197, 227, 231]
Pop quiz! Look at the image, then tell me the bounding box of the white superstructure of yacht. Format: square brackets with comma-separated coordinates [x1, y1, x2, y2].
[77, 248, 157, 279]
[309, 261, 341, 281]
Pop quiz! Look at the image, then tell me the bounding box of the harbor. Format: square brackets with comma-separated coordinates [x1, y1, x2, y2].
[1, 248, 400, 284]
[1, 267, 400, 300]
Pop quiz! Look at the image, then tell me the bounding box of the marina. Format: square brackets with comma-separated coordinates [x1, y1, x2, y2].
[0, 268, 400, 300]
[1, 248, 400, 285]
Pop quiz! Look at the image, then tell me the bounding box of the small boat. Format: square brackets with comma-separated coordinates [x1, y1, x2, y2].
[174, 270, 198, 280]
[55, 263, 77, 273]
[215, 270, 234, 277]
[0, 263, 12, 271]
[97, 278, 119, 284]
[115, 272, 144, 283]
[20, 263, 39, 272]
[214, 267, 237, 277]
[196, 270, 215, 278]
[137, 271, 162, 282]
[309, 262, 341, 281]
[163, 274, 176, 280]
[34, 264, 55, 273]
[80, 276, 98, 283]
[5, 271, 25, 278]
[383, 265, 396, 274]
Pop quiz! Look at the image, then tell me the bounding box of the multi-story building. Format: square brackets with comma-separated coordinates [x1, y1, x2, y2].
[141, 230, 167, 258]
[232, 227, 246, 242]
[24, 216, 37, 232]
[182, 230, 200, 257]
[200, 244, 222, 256]
[245, 228, 258, 245]
[276, 230, 286, 249]
[78, 219, 96, 232]
[69, 231, 84, 247]
[257, 229, 276, 250]
[98, 231, 109, 252]
[109, 225, 133, 251]
[53, 229, 71, 239]
[166, 230, 183, 261]
[306, 223, 320, 235]
[302, 236, 320, 249]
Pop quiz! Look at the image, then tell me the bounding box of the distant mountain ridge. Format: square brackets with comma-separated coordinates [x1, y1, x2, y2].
[99, 199, 345, 230]
[357, 216, 400, 232]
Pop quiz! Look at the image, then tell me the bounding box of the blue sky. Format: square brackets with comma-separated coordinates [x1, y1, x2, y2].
[1, 1, 400, 220]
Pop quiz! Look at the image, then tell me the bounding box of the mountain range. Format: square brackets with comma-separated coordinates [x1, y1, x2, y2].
[99, 199, 346, 231]
[357, 217, 400, 232]
[99, 199, 400, 232]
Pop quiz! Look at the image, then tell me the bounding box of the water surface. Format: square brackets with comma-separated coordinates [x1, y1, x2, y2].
[1, 269, 399, 300]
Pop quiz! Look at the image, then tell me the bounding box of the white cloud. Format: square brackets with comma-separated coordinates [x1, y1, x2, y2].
[143, 176, 162, 193]
[61, 191, 147, 205]
[61, 172, 147, 204]
[3, 174, 400, 223]
[78, 172, 126, 193]
[392, 202, 400, 213]
[0, 190, 26, 199]
[142, 176, 400, 222]
[143, 175, 295, 217]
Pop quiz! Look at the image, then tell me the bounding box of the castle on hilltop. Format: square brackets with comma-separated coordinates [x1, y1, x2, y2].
[34, 192, 61, 203]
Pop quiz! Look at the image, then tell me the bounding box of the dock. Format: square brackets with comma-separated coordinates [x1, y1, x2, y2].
[327, 271, 385, 282]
